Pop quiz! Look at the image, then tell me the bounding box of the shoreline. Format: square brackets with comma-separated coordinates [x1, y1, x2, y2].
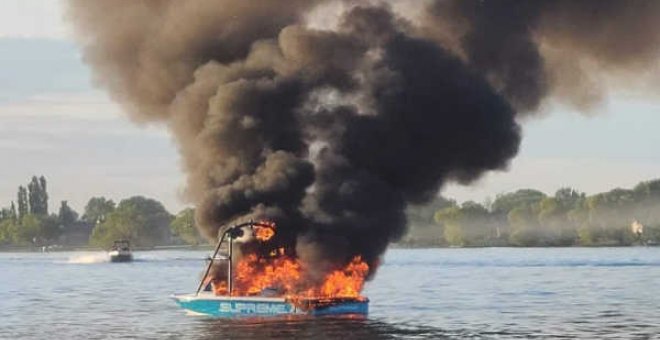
[0, 244, 215, 253]
[2, 243, 656, 253]
[391, 243, 658, 249]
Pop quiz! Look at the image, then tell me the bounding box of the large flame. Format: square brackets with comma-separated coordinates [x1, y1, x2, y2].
[208, 222, 369, 300]
[235, 254, 302, 296]
[319, 256, 369, 298]
[233, 253, 368, 299]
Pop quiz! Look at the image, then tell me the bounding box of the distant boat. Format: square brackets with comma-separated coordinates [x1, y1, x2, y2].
[109, 239, 133, 263]
[172, 221, 369, 317]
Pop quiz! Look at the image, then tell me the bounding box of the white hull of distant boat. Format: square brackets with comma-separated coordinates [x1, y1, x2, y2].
[109, 249, 132, 262]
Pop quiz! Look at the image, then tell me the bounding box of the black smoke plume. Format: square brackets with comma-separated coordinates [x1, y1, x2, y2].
[66, 0, 659, 276]
[424, 0, 660, 112]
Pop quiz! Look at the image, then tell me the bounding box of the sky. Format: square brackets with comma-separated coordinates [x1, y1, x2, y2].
[0, 1, 659, 215]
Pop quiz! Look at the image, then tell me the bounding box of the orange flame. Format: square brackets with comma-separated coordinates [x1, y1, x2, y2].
[229, 253, 368, 299]
[207, 221, 370, 300]
[253, 226, 275, 241]
[211, 280, 228, 295]
[234, 254, 302, 295]
[319, 256, 369, 298]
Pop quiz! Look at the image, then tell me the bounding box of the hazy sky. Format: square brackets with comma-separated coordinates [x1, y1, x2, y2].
[1, 1, 659, 214]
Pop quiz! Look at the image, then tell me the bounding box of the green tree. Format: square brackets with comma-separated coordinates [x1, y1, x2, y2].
[40, 214, 62, 242]
[554, 187, 585, 210]
[9, 201, 17, 224]
[39, 176, 48, 214]
[577, 225, 596, 245]
[585, 189, 636, 245]
[435, 206, 463, 246]
[631, 179, 660, 229]
[58, 201, 79, 227]
[507, 205, 541, 246]
[0, 219, 16, 244]
[633, 179, 660, 201]
[435, 201, 493, 246]
[27, 176, 48, 216]
[408, 196, 456, 228]
[492, 189, 547, 214]
[82, 197, 116, 224]
[404, 196, 456, 246]
[89, 196, 172, 248]
[90, 205, 144, 248]
[13, 214, 41, 245]
[537, 197, 577, 246]
[170, 208, 200, 245]
[17, 186, 28, 222]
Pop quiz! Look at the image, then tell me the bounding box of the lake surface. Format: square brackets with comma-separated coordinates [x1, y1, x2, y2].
[2, 247, 659, 339]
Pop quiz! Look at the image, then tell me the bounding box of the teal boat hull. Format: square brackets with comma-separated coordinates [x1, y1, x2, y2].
[173, 293, 368, 317]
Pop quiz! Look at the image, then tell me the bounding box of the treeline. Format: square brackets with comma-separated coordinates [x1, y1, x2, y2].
[0, 176, 202, 249]
[403, 178, 660, 247]
[5, 175, 660, 249]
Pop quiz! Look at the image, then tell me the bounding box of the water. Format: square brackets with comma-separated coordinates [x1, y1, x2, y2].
[2, 248, 659, 339]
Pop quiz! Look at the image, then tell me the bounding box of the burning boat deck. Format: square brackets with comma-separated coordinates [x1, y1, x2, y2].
[173, 221, 370, 317]
[173, 293, 368, 317]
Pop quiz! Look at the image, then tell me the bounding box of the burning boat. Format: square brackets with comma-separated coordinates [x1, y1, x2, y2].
[173, 221, 369, 317]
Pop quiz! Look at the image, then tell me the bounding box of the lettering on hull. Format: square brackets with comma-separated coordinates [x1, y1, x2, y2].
[218, 301, 292, 315]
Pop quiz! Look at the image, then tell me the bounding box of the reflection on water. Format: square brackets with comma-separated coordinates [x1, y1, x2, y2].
[195, 316, 576, 339]
[197, 316, 453, 340]
[2, 248, 660, 339]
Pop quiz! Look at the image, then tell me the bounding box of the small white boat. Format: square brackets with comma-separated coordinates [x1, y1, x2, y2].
[109, 239, 133, 263]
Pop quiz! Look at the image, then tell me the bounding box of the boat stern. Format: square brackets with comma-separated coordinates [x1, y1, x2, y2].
[310, 299, 369, 316]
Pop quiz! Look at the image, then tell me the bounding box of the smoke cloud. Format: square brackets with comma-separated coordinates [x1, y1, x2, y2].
[67, 0, 660, 276]
[423, 0, 660, 112]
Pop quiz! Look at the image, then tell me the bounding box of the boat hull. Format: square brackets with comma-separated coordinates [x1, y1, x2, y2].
[109, 253, 133, 262]
[173, 293, 368, 317]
